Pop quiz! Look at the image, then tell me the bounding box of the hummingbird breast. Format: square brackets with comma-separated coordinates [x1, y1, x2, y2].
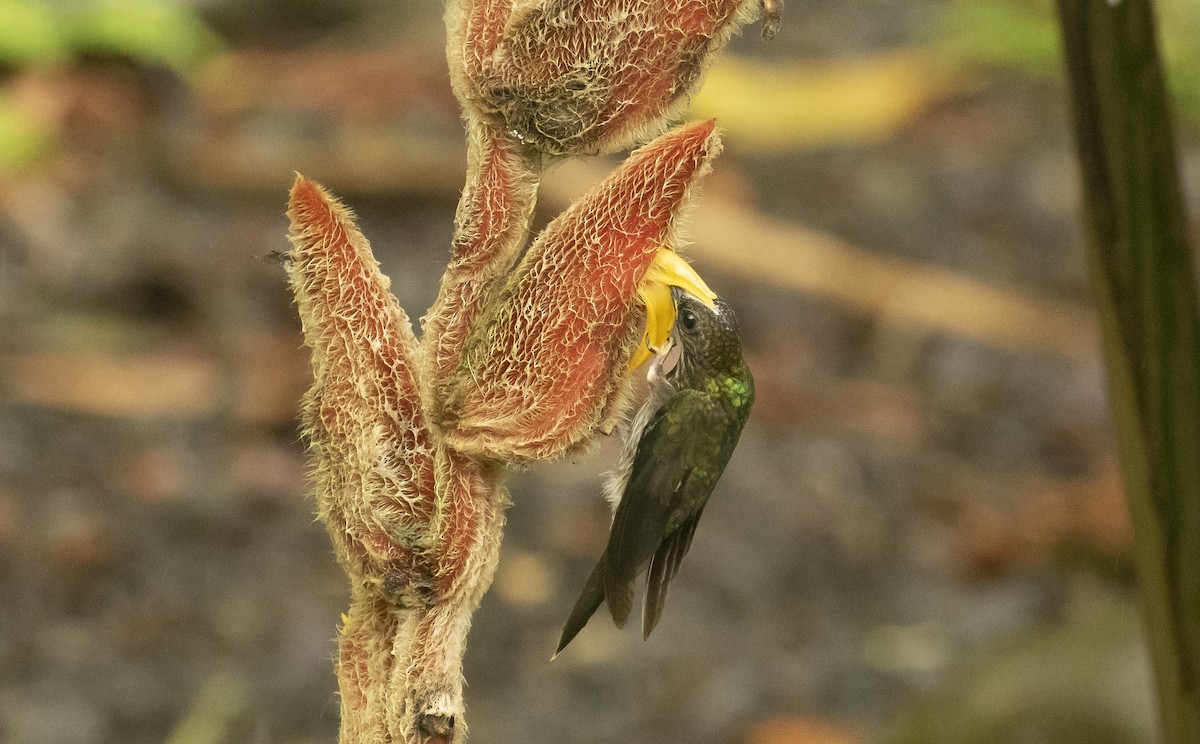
[602, 376, 675, 509]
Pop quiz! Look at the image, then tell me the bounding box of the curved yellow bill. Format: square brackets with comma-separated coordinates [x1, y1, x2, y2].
[627, 249, 717, 372]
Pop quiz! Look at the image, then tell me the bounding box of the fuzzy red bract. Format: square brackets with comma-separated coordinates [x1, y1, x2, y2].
[438, 120, 722, 460]
[287, 177, 437, 572]
[449, 0, 755, 155]
[422, 122, 541, 424]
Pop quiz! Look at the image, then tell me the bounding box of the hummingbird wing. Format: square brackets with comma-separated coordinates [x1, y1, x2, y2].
[603, 388, 729, 630]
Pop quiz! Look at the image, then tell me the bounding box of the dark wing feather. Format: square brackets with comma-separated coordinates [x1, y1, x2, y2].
[668, 504, 704, 581]
[641, 510, 702, 638]
[603, 389, 728, 629]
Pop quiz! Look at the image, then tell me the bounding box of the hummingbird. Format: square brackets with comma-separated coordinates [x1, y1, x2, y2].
[554, 287, 754, 656]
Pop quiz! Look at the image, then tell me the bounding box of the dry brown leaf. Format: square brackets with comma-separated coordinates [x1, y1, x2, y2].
[691, 51, 981, 151]
[8, 353, 218, 417]
[5, 340, 307, 423]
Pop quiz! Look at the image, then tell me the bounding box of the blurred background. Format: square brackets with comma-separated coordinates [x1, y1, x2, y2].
[1, 1, 1198, 742]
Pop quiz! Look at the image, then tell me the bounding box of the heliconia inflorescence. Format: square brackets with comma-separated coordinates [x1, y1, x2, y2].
[285, 1, 770, 741]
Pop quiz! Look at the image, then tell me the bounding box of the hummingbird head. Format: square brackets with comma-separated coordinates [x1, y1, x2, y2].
[669, 286, 744, 380]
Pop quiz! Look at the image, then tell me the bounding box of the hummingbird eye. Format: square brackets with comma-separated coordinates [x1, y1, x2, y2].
[679, 307, 698, 331]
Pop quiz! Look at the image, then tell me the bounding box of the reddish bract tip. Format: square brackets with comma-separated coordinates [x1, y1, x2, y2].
[438, 121, 722, 461]
[286, 173, 437, 574]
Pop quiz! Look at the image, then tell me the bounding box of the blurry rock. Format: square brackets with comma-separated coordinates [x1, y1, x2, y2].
[881, 602, 1154, 744]
[905, 457, 1131, 581]
[229, 436, 305, 504]
[0, 487, 22, 555]
[863, 622, 952, 675]
[43, 498, 121, 580]
[0, 688, 106, 744]
[114, 444, 191, 504]
[825, 379, 931, 457]
[101, 596, 187, 652]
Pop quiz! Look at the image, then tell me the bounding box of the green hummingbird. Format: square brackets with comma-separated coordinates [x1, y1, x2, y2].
[554, 287, 755, 656]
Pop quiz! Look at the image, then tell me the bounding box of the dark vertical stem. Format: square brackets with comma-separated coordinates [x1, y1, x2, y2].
[1055, 1, 1200, 741]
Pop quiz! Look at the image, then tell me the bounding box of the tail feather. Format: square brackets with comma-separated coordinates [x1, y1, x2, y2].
[554, 558, 606, 658]
[642, 516, 704, 639]
[604, 562, 637, 629]
[642, 546, 671, 638]
[669, 513, 702, 582]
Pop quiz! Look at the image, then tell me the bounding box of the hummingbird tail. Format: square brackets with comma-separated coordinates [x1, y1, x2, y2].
[605, 571, 636, 629]
[643, 545, 671, 638]
[642, 515, 703, 639]
[554, 558, 607, 658]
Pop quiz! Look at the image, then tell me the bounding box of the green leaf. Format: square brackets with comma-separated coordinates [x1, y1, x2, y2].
[0, 0, 69, 65]
[942, 0, 1200, 122]
[66, 0, 222, 74]
[0, 93, 53, 172]
[941, 0, 1062, 77]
